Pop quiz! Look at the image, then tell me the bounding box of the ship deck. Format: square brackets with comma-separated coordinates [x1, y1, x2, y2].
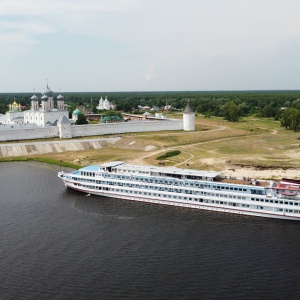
[216, 177, 270, 187]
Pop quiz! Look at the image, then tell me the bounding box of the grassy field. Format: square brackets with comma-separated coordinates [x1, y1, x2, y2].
[1, 115, 299, 174]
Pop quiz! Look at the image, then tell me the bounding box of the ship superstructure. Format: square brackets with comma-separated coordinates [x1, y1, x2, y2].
[58, 161, 300, 221]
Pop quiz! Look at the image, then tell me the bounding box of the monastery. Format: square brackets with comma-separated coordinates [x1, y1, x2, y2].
[0, 85, 195, 142]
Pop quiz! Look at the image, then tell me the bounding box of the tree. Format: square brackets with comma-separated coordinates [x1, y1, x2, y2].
[280, 108, 300, 131]
[75, 114, 88, 125]
[262, 104, 276, 118]
[221, 101, 241, 122]
[0, 103, 5, 114]
[122, 102, 132, 112]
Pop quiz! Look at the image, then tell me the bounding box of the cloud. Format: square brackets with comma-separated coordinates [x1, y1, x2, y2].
[0, 0, 144, 16]
[2, 0, 300, 92]
[144, 64, 155, 82]
[0, 21, 55, 35]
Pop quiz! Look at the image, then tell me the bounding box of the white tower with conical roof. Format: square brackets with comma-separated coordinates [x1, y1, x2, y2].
[183, 100, 195, 131]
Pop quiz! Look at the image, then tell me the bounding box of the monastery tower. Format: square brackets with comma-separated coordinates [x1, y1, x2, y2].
[183, 100, 195, 131]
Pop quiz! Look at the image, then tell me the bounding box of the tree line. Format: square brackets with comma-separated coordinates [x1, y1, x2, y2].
[1, 90, 300, 130]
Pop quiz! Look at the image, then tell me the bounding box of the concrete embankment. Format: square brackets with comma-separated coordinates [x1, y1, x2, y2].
[0, 137, 121, 158]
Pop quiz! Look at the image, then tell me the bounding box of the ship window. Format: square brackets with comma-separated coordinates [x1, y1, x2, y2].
[220, 201, 223, 204]
[278, 209, 283, 212]
[280, 201, 283, 204]
[295, 203, 299, 206]
[265, 200, 269, 203]
[285, 202, 288, 205]
[289, 202, 293, 205]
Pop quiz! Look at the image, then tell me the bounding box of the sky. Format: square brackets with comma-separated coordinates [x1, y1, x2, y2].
[1, 0, 300, 93]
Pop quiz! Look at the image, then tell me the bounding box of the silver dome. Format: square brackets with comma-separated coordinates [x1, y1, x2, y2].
[57, 94, 64, 100]
[41, 94, 48, 101]
[44, 85, 53, 97]
[31, 94, 38, 101]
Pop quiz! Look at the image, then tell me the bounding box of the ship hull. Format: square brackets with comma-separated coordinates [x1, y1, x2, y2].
[63, 179, 300, 221]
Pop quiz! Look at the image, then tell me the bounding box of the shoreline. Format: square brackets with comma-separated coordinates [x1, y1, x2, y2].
[1, 157, 299, 180]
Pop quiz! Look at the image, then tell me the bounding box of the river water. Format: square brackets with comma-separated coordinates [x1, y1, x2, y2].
[0, 162, 299, 299]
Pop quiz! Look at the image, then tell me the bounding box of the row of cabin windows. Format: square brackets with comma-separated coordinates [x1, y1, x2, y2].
[108, 174, 253, 193]
[75, 185, 300, 215]
[251, 198, 299, 206]
[88, 180, 247, 200]
[73, 177, 248, 200]
[81, 172, 95, 177]
[83, 172, 259, 196]
[276, 208, 300, 214]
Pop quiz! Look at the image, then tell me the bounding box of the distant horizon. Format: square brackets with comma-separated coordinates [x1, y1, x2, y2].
[1, 89, 300, 95]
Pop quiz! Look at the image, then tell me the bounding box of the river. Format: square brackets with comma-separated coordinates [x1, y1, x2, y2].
[0, 162, 299, 299]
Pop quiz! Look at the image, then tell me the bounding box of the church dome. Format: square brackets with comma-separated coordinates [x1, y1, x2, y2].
[57, 94, 64, 100]
[11, 100, 19, 108]
[72, 108, 82, 116]
[44, 85, 53, 97]
[41, 94, 48, 101]
[31, 94, 38, 101]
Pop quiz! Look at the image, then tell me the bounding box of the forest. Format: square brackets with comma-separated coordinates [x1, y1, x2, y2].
[1, 90, 300, 130]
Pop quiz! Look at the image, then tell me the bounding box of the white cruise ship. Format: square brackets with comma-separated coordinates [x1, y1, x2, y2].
[58, 161, 300, 221]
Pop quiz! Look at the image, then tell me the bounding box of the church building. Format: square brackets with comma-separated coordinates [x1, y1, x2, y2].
[24, 85, 69, 126]
[0, 84, 69, 127]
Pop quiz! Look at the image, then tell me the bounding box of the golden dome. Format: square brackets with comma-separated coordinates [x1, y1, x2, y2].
[12, 99, 18, 107]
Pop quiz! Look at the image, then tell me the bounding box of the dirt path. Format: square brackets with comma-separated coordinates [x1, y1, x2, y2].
[129, 127, 299, 179]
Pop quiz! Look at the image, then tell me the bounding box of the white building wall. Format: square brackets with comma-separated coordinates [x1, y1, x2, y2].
[71, 120, 183, 137]
[1, 111, 24, 125]
[43, 111, 69, 126]
[0, 119, 183, 141]
[24, 110, 69, 126]
[0, 127, 58, 141]
[183, 113, 195, 131]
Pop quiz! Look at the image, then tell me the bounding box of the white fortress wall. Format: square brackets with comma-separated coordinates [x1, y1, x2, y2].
[71, 120, 183, 137]
[0, 127, 58, 141]
[0, 119, 183, 141]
